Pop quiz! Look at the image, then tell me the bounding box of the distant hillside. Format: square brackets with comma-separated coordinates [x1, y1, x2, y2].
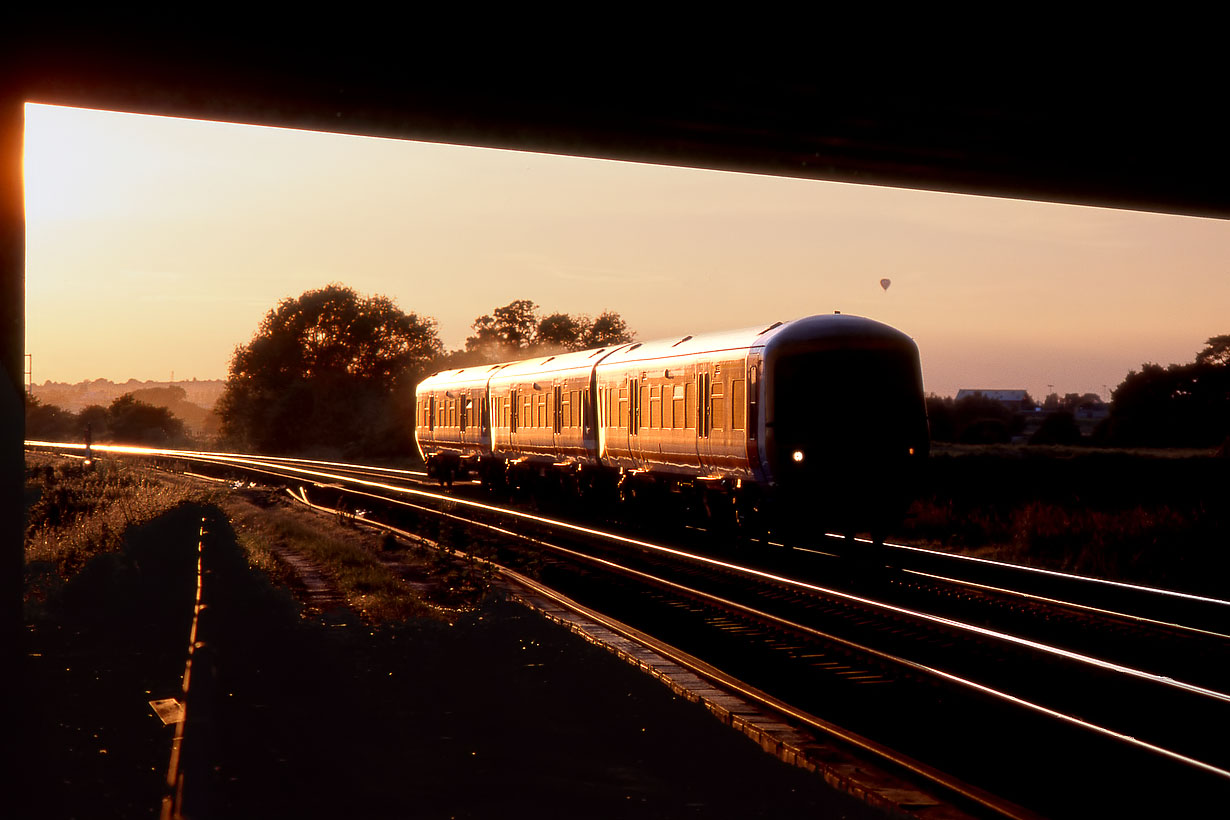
[32, 379, 226, 437]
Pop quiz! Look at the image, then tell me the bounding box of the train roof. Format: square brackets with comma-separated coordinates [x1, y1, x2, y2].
[596, 313, 910, 368]
[487, 345, 631, 384]
[417, 361, 512, 391]
[759, 313, 917, 351]
[596, 322, 782, 368]
[416, 314, 916, 392]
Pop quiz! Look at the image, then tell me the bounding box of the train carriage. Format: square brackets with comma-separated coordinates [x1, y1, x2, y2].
[414, 363, 506, 481]
[487, 346, 624, 468]
[756, 314, 929, 534]
[413, 312, 929, 539]
[594, 326, 769, 482]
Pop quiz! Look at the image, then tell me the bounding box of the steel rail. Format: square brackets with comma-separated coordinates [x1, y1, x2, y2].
[30, 443, 1229, 811]
[29, 441, 1230, 706]
[31, 441, 1229, 630]
[279, 484, 1040, 820]
[390, 489, 1230, 781]
[861, 534, 1230, 611]
[270, 470, 1230, 786]
[186, 452, 1230, 705]
[899, 568, 1230, 642]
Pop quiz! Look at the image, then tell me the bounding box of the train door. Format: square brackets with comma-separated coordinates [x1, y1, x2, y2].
[745, 355, 764, 481]
[696, 362, 732, 473]
[481, 392, 490, 447]
[627, 375, 643, 468]
[695, 367, 714, 473]
[552, 384, 563, 453]
[509, 387, 518, 450]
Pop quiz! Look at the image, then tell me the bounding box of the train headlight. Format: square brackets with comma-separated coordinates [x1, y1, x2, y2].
[792, 450, 805, 463]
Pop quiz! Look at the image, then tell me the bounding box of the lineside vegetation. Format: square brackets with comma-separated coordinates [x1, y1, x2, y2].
[901, 444, 1230, 596]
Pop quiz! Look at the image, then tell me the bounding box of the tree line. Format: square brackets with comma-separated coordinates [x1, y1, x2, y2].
[927, 335, 1230, 449]
[25, 392, 191, 448]
[27, 283, 1228, 457]
[214, 285, 634, 458]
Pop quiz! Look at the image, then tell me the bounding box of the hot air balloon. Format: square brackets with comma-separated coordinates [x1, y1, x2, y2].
[880, 278, 891, 291]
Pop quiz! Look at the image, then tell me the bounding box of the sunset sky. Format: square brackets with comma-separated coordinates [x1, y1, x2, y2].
[22, 103, 1230, 400]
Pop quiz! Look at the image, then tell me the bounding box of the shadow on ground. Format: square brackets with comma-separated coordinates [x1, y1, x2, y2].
[21, 502, 881, 819]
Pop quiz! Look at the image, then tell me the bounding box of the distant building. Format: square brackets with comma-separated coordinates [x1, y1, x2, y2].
[955, 389, 1033, 412]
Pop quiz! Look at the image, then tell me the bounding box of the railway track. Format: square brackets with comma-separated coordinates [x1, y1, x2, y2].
[27, 442, 1230, 816]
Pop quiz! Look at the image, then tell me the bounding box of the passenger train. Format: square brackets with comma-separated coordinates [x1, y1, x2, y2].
[414, 313, 929, 542]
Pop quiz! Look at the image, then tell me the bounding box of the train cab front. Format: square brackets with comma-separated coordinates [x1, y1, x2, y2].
[762, 316, 929, 539]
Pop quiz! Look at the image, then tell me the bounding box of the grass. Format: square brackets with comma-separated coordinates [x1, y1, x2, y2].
[24, 451, 497, 626]
[223, 497, 432, 621]
[899, 444, 1230, 596]
[18, 454, 870, 820]
[218, 491, 501, 623]
[24, 453, 212, 584]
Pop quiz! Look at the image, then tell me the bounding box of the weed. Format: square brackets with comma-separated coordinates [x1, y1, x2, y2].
[899, 446, 1230, 595]
[24, 453, 210, 578]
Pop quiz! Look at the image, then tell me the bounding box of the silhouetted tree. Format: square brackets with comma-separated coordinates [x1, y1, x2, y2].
[536, 312, 585, 351]
[76, 405, 109, 441]
[465, 299, 539, 360]
[1104, 337, 1230, 447]
[1029, 410, 1083, 445]
[106, 394, 189, 446]
[953, 394, 1013, 443]
[218, 284, 442, 455]
[462, 300, 634, 362]
[24, 396, 77, 442]
[1196, 334, 1230, 367]
[925, 395, 955, 441]
[583, 310, 633, 349]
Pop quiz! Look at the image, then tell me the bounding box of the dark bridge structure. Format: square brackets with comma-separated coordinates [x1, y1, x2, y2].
[4, 22, 1228, 697]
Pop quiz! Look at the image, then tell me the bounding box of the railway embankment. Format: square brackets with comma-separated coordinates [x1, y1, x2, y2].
[19, 455, 881, 819]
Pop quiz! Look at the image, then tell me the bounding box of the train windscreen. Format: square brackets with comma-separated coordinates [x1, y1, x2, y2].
[772, 344, 925, 472]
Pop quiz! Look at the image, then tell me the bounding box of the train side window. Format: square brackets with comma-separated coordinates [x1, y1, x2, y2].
[429, 396, 436, 431]
[710, 381, 724, 431]
[731, 380, 744, 430]
[649, 385, 661, 429]
[618, 385, 628, 428]
[684, 381, 695, 429]
[661, 384, 672, 429]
